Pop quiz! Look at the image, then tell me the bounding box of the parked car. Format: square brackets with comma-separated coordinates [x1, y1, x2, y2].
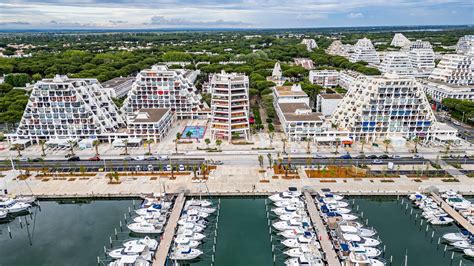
[31, 157, 42, 162]
[339, 154, 352, 159]
[367, 155, 378, 159]
[123, 156, 133, 161]
[391, 155, 402, 159]
[18, 157, 28, 162]
[67, 156, 80, 161]
[378, 155, 389, 159]
[166, 164, 172, 171]
[134, 156, 145, 161]
[146, 156, 158, 161]
[372, 159, 383, 164]
[313, 154, 323, 159]
[413, 154, 423, 159]
[158, 155, 169, 161]
[147, 164, 154, 171]
[88, 156, 100, 161]
[355, 155, 366, 159]
[178, 164, 185, 171]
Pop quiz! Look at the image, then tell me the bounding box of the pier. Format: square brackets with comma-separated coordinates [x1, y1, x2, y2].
[153, 192, 185, 266]
[430, 193, 474, 234]
[304, 192, 340, 266]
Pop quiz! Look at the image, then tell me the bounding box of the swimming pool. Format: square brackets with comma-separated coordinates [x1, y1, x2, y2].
[181, 126, 206, 139]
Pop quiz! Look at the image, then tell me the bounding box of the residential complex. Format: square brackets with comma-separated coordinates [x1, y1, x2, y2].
[122, 65, 202, 119]
[456, 35, 474, 55]
[102, 76, 135, 98]
[126, 108, 175, 143]
[349, 38, 380, 65]
[267, 62, 285, 86]
[294, 58, 314, 70]
[406, 40, 435, 77]
[316, 93, 344, 117]
[12, 75, 124, 144]
[326, 40, 350, 57]
[301, 38, 318, 51]
[379, 52, 415, 77]
[421, 79, 473, 103]
[330, 74, 455, 142]
[210, 71, 250, 141]
[309, 70, 339, 88]
[390, 33, 411, 47]
[338, 70, 361, 91]
[429, 54, 473, 86]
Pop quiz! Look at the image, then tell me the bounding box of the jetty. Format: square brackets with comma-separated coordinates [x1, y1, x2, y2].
[153, 192, 186, 266]
[304, 192, 340, 266]
[430, 193, 474, 234]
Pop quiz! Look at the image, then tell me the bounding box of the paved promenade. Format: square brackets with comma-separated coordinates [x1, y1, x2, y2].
[304, 191, 340, 266]
[430, 193, 474, 234]
[153, 192, 185, 266]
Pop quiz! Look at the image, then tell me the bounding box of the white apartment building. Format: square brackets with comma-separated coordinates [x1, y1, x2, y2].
[122, 65, 202, 119]
[338, 70, 362, 91]
[331, 74, 454, 142]
[349, 38, 380, 65]
[12, 75, 124, 144]
[456, 35, 474, 55]
[391, 33, 411, 47]
[102, 76, 134, 98]
[127, 108, 175, 143]
[379, 52, 415, 77]
[421, 79, 474, 103]
[294, 58, 314, 70]
[429, 54, 473, 86]
[316, 93, 344, 117]
[309, 70, 339, 88]
[267, 62, 286, 86]
[405, 40, 435, 78]
[272, 84, 309, 105]
[301, 39, 318, 51]
[326, 40, 350, 57]
[210, 71, 250, 141]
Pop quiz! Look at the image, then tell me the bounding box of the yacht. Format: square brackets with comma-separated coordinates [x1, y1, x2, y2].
[272, 206, 303, 216]
[109, 244, 153, 261]
[274, 198, 304, 207]
[347, 252, 384, 266]
[319, 192, 344, 201]
[284, 244, 321, 258]
[409, 192, 427, 201]
[123, 237, 158, 251]
[169, 247, 203, 260]
[109, 255, 150, 266]
[185, 206, 216, 214]
[135, 205, 168, 216]
[443, 231, 470, 243]
[441, 190, 458, 199]
[178, 216, 208, 228]
[280, 211, 308, 221]
[282, 234, 315, 248]
[133, 215, 167, 224]
[428, 216, 454, 225]
[341, 234, 380, 247]
[127, 222, 164, 234]
[174, 236, 200, 248]
[181, 209, 209, 218]
[273, 219, 311, 231]
[14, 196, 37, 205]
[339, 225, 377, 237]
[464, 248, 474, 257]
[451, 240, 474, 250]
[280, 228, 308, 239]
[318, 199, 349, 208]
[181, 222, 205, 232]
[345, 242, 382, 258]
[285, 253, 324, 266]
[0, 210, 7, 219]
[320, 205, 351, 214]
[176, 229, 206, 241]
[269, 190, 301, 202]
[325, 212, 358, 221]
[186, 199, 212, 208]
[0, 198, 31, 213]
[140, 198, 172, 210]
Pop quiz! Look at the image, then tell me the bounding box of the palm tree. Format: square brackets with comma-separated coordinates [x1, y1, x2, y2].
[67, 140, 75, 156]
[267, 153, 273, 168]
[144, 139, 153, 155]
[413, 136, 420, 153]
[334, 138, 340, 154]
[200, 163, 207, 179]
[306, 157, 312, 168]
[383, 139, 391, 153]
[39, 139, 46, 157]
[93, 139, 100, 156]
[359, 139, 366, 154]
[306, 138, 311, 154]
[215, 139, 222, 151]
[444, 140, 453, 155]
[175, 132, 182, 153]
[205, 138, 211, 147]
[282, 137, 287, 154]
[123, 139, 129, 156]
[186, 131, 193, 139]
[14, 144, 22, 157]
[258, 154, 264, 168]
[269, 132, 275, 147]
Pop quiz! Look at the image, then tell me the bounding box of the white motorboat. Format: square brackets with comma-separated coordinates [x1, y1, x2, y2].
[181, 209, 209, 218]
[140, 198, 172, 210]
[127, 222, 163, 234]
[451, 240, 473, 250]
[176, 229, 206, 241]
[274, 198, 303, 207]
[135, 206, 168, 216]
[109, 244, 153, 261]
[285, 253, 324, 266]
[280, 212, 308, 221]
[279, 228, 308, 239]
[269, 190, 301, 202]
[319, 192, 344, 201]
[346, 242, 381, 258]
[441, 190, 458, 199]
[272, 206, 303, 216]
[185, 206, 216, 214]
[186, 199, 212, 207]
[133, 215, 167, 224]
[109, 255, 150, 266]
[174, 236, 200, 248]
[342, 234, 380, 247]
[443, 231, 470, 243]
[409, 192, 427, 201]
[273, 219, 311, 231]
[348, 252, 384, 266]
[339, 221, 365, 229]
[0, 210, 7, 219]
[321, 200, 349, 208]
[339, 225, 376, 237]
[429, 216, 454, 225]
[169, 247, 203, 260]
[123, 236, 158, 251]
[464, 248, 474, 257]
[284, 244, 320, 258]
[0, 198, 31, 213]
[282, 234, 314, 248]
[14, 196, 37, 205]
[180, 222, 205, 232]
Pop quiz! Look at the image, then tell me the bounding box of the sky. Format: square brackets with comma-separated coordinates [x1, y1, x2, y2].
[0, 0, 473, 29]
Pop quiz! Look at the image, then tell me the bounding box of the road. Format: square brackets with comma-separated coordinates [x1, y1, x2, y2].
[278, 157, 428, 166]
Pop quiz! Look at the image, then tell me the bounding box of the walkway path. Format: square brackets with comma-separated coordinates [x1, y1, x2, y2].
[430, 193, 474, 234]
[304, 191, 340, 266]
[153, 192, 185, 266]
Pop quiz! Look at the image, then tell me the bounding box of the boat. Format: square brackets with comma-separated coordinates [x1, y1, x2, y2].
[325, 212, 358, 221]
[464, 248, 474, 257]
[185, 206, 216, 214]
[174, 236, 200, 248]
[319, 192, 344, 201]
[135, 205, 168, 216]
[169, 247, 203, 260]
[347, 252, 385, 266]
[320, 205, 351, 214]
[279, 228, 308, 239]
[345, 242, 382, 258]
[272, 206, 303, 216]
[108, 244, 153, 261]
[186, 199, 212, 207]
[269, 190, 301, 202]
[108, 255, 150, 266]
[127, 222, 164, 234]
[181, 222, 205, 232]
[181, 209, 209, 218]
[451, 240, 474, 250]
[319, 199, 349, 208]
[280, 212, 308, 221]
[14, 196, 37, 205]
[274, 198, 303, 207]
[176, 229, 206, 241]
[0, 198, 31, 213]
[123, 236, 158, 251]
[140, 198, 172, 210]
[284, 244, 320, 258]
[442, 231, 470, 243]
[429, 216, 454, 225]
[441, 190, 458, 199]
[0, 210, 7, 219]
[133, 215, 167, 224]
[341, 234, 380, 247]
[285, 253, 324, 266]
[339, 225, 377, 237]
[273, 219, 311, 231]
[281, 233, 314, 248]
[409, 192, 427, 201]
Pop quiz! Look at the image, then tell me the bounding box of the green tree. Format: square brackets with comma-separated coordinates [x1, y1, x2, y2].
[258, 154, 264, 168]
[175, 132, 182, 153]
[383, 139, 391, 153]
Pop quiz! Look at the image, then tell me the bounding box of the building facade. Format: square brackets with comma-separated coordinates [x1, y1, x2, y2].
[309, 70, 339, 88]
[456, 35, 474, 55]
[379, 52, 415, 77]
[429, 54, 473, 86]
[122, 65, 202, 119]
[301, 39, 318, 51]
[390, 33, 411, 47]
[421, 80, 474, 103]
[13, 75, 124, 143]
[349, 38, 380, 65]
[127, 108, 175, 143]
[316, 93, 344, 117]
[210, 71, 250, 141]
[102, 76, 134, 98]
[326, 40, 350, 57]
[406, 40, 435, 78]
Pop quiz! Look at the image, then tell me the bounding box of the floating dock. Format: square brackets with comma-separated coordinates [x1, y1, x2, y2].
[304, 191, 340, 266]
[430, 193, 474, 234]
[153, 192, 185, 266]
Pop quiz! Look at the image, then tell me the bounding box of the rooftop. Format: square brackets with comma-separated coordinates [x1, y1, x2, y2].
[319, 93, 344, 100]
[278, 102, 323, 122]
[130, 108, 170, 123]
[274, 85, 307, 97]
[102, 76, 134, 88]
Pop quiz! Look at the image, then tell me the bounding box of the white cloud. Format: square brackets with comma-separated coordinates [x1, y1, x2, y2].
[348, 12, 364, 18]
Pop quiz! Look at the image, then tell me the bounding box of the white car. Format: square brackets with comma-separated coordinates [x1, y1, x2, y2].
[158, 155, 168, 161]
[179, 164, 185, 171]
[391, 155, 401, 159]
[147, 164, 154, 171]
[166, 164, 172, 171]
[372, 159, 383, 164]
[134, 156, 145, 161]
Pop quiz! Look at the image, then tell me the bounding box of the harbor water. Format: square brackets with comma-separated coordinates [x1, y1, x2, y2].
[352, 196, 474, 266]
